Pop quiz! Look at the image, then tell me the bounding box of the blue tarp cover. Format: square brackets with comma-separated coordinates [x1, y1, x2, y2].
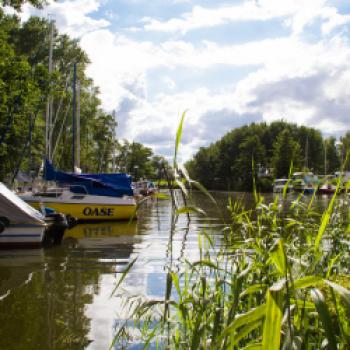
[44, 160, 133, 197]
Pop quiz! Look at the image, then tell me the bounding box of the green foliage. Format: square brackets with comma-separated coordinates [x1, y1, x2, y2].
[325, 137, 340, 173]
[0, 0, 47, 11]
[339, 131, 350, 170]
[111, 177, 350, 349]
[110, 115, 350, 349]
[272, 129, 302, 177]
[0, 29, 42, 181]
[0, 13, 122, 181]
[115, 140, 163, 180]
[186, 121, 341, 191]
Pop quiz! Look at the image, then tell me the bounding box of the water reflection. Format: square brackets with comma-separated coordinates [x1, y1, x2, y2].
[0, 219, 141, 350]
[0, 191, 338, 349]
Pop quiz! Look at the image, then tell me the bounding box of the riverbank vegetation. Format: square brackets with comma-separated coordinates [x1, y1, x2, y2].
[112, 166, 350, 350]
[110, 115, 350, 349]
[186, 121, 350, 192]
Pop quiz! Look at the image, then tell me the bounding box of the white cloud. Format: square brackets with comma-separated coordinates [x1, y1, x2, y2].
[19, 0, 109, 38]
[140, 0, 350, 38]
[8, 0, 350, 160]
[140, 0, 327, 34]
[77, 21, 350, 158]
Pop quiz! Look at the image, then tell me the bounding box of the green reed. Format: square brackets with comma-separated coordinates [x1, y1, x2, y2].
[111, 114, 350, 349]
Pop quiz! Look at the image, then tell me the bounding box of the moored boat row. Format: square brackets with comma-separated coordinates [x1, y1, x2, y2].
[273, 171, 350, 194]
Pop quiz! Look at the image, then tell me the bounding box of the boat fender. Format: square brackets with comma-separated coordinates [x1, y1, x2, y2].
[68, 215, 77, 229]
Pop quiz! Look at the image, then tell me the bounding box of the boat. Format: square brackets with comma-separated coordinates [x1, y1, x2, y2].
[318, 183, 337, 195]
[133, 180, 157, 197]
[20, 161, 136, 221]
[292, 172, 319, 194]
[317, 174, 337, 195]
[272, 179, 293, 193]
[20, 188, 136, 221]
[19, 60, 136, 221]
[0, 182, 69, 247]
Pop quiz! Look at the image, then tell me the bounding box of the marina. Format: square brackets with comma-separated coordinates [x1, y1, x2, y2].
[1, 1, 350, 348]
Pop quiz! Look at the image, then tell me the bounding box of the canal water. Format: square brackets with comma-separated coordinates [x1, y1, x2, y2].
[0, 191, 334, 349]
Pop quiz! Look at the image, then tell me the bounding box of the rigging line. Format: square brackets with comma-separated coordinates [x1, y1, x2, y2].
[49, 70, 72, 140]
[52, 94, 72, 160]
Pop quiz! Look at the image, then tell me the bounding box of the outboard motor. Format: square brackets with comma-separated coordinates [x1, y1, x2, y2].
[43, 213, 69, 246]
[43, 213, 78, 247]
[0, 217, 9, 234]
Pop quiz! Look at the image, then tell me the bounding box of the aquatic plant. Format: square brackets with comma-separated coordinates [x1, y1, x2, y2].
[110, 113, 350, 350]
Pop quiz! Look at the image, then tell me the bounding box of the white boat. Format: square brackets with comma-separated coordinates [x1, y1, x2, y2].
[273, 179, 293, 193]
[0, 182, 46, 247]
[0, 183, 72, 247]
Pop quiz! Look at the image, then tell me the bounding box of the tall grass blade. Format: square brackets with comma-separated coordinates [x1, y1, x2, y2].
[174, 110, 187, 167]
[324, 280, 350, 312]
[293, 276, 322, 290]
[110, 257, 137, 297]
[242, 344, 262, 350]
[176, 206, 206, 216]
[269, 239, 286, 276]
[314, 190, 337, 253]
[262, 289, 283, 350]
[311, 288, 337, 350]
[219, 304, 266, 341]
[233, 320, 263, 346]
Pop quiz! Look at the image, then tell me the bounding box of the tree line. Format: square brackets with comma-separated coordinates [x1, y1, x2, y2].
[0, 2, 166, 183]
[186, 121, 350, 191]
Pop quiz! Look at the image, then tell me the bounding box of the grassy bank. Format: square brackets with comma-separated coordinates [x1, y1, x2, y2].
[111, 187, 350, 349]
[111, 114, 350, 349]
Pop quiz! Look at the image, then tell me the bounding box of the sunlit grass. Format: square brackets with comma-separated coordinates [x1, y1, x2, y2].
[110, 114, 350, 350]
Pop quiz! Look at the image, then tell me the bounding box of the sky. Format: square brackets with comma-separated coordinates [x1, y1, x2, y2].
[10, 0, 350, 161]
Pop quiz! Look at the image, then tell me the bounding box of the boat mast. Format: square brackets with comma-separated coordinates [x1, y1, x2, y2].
[72, 63, 77, 172]
[45, 19, 54, 161]
[112, 110, 117, 171]
[76, 78, 80, 170]
[304, 136, 309, 169]
[324, 140, 327, 176]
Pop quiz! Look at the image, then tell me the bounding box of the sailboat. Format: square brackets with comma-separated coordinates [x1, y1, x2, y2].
[20, 58, 136, 221]
[20, 161, 136, 221]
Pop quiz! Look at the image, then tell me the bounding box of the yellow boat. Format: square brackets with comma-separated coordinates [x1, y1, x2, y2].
[20, 189, 136, 221]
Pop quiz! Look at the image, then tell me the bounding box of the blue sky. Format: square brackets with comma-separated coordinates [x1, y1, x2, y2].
[14, 0, 350, 161]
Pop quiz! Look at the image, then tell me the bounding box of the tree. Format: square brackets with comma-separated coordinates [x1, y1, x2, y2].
[272, 129, 302, 178]
[0, 33, 42, 181]
[324, 137, 340, 174]
[0, 0, 47, 10]
[236, 135, 265, 191]
[339, 132, 350, 170]
[115, 141, 155, 180]
[0, 13, 119, 180]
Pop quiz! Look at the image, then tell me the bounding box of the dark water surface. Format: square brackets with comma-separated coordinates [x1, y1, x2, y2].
[0, 191, 334, 349]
